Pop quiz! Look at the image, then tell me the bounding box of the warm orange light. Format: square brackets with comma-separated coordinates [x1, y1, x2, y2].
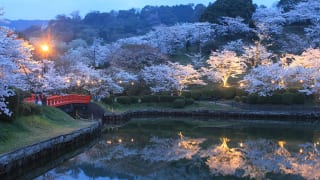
[278, 141, 286, 148]
[41, 44, 49, 52]
[239, 142, 244, 148]
[299, 148, 303, 153]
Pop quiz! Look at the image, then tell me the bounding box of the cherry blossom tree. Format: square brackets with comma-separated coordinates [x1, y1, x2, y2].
[216, 17, 252, 36]
[142, 65, 177, 94]
[305, 21, 320, 48]
[252, 7, 285, 36]
[111, 68, 138, 85]
[186, 52, 206, 69]
[283, 0, 320, 49]
[109, 44, 167, 71]
[243, 44, 273, 67]
[0, 84, 14, 116]
[0, 27, 41, 116]
[283, 0, 320, 24]
[204, 50, 247, 87]
[222, 39, 245, 55]
[281, 48, 320, 95]
[142, 63, 205, 95]
[114, 22, 216, 55]
[241, 63, 287, 96]
[39, 61, 68, 93]
[277, 33, 309, 54]
[168, 62, 206, 95]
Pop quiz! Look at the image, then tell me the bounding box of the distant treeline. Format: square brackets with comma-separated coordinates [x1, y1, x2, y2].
[22, 4, 206, 43]
[20, 0, 306, 45]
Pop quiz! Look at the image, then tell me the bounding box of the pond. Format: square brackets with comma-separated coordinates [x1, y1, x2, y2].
[36, 118, 320, 179]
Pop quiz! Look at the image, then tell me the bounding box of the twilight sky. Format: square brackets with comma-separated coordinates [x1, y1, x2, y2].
[1, 0, 278, 20]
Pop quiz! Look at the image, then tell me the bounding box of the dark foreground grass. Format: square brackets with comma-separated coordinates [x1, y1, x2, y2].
[0, 106, 93, 154]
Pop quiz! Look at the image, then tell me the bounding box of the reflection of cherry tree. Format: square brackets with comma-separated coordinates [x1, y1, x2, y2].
[205, 139, 246, 177]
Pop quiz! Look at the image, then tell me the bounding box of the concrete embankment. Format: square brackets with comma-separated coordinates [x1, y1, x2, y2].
[0, 121, 102, 179]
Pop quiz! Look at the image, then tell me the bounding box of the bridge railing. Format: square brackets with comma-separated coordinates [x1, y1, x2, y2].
[24, 94, 36, 103]
[24, 94, 91, 107]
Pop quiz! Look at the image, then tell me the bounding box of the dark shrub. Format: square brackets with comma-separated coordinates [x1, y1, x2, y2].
[292, 93, 305, 104]
[190, 91, 202, 100]
[268, 94, 282, 104]
[159, 95, 179, 103]
[287, 88, 299, 93]
[235, 88, 247, 97]
[257, 96, 269, 104]
[247, 94, 258, 104]
[240, 96, 248, 103]
[130, 96, 140, 104]
[141, 95, 160, 103]
[102, 97, 114, 104]
[185, 98, 194, 105]
[182, 91, 192, 98]
[117, 96, 132, 105]
[221, 87, 236, 99]
[234, 96, 241, 102]
[282, 93, 294, 105]
[173, 99, 186, 108]
[211, 89, 222, 99]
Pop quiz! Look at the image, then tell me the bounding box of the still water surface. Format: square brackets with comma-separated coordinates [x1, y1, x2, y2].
[37, 118, 320, 179]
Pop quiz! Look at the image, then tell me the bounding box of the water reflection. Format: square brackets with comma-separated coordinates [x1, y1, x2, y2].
[37, 120, 320, 179]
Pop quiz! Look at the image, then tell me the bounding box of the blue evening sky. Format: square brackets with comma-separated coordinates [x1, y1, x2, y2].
[1, 0, 278, 20]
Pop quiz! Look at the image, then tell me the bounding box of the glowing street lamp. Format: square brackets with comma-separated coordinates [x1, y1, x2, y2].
[41, 44, 49, 52]
[40, 43, 50, 75]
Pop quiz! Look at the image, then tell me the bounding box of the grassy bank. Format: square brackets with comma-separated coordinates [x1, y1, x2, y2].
[0, 106, 93, 154]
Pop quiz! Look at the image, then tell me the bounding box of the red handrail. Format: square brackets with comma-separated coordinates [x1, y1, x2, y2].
[24, 94, 91, 107]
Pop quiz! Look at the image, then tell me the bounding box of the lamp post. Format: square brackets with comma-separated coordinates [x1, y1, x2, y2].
[40, 43, 49, 75]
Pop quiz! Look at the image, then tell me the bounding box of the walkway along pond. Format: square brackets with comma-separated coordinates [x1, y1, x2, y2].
[103, 110, 320, 125]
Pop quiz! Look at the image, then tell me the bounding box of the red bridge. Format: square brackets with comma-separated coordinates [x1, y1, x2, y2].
[24, 94, 91, 107]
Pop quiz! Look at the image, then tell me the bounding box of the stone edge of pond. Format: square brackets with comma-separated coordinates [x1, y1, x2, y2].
[0, 121, 102, 180]
[102, 110, 320, 124]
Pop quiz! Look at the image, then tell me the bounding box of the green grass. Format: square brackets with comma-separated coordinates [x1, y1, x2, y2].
[98, 101, 237, 113]
[0, 106, 93, 155]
